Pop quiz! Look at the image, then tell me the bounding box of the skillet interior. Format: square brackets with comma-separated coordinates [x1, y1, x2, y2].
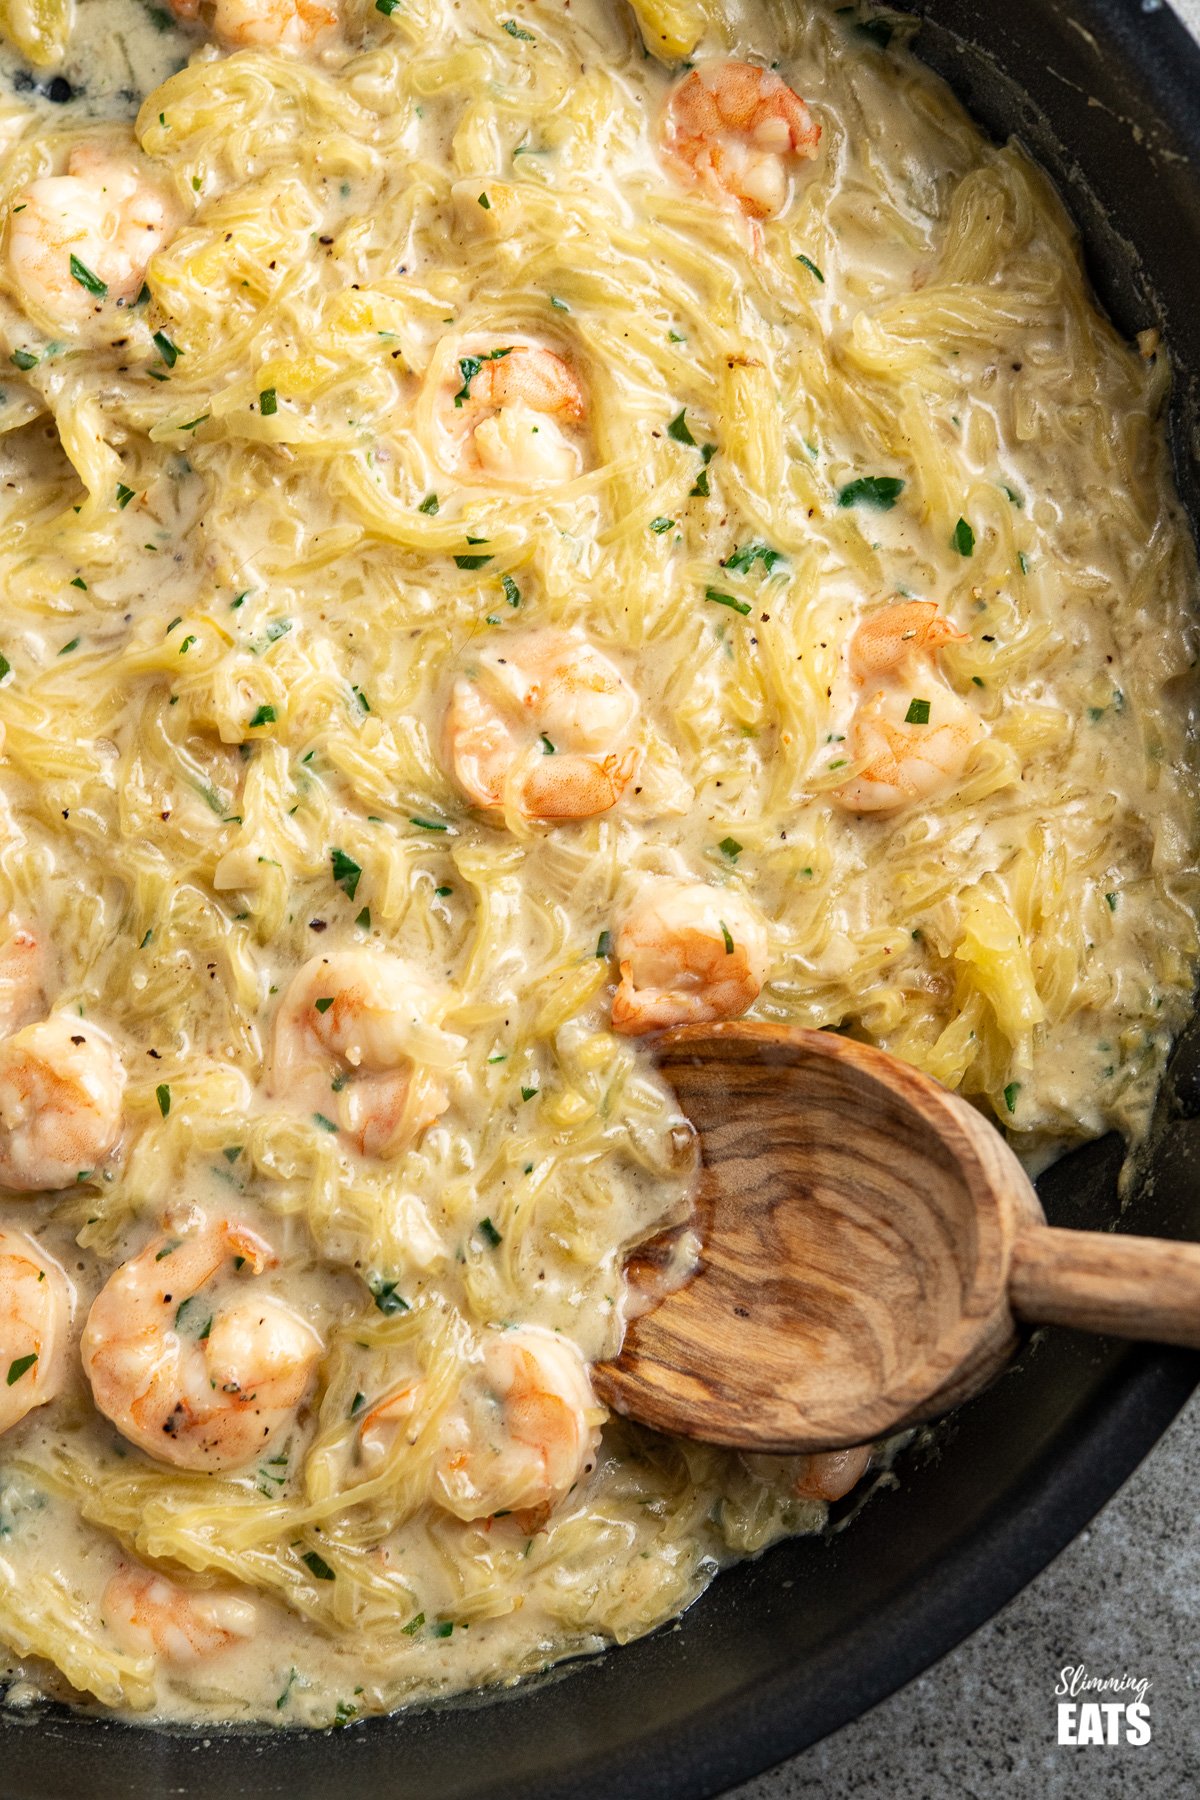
[2, 2, 1200, 1793]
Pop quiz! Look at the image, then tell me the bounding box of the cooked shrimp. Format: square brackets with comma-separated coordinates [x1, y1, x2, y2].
[660, 61, 821, 220]
[268, 951, 461, 1158]
[743, 1445, 873, 1504]
[431, 337, 587, 487]
[444, 627, 640, 823]
[833, 601, 983, 814]
[103, 1565, 258, 1664]
[0, 1228, 74, 1435]
[0, 925, 45, 1037]
[81, 1218, 322, 1471]
[0, 1014, 126, 1192]
[435, 1326, 603, 1526]
[7, 143, 178, 334]
[611, 878, 768, 1035]
[168, 0, 335, 46]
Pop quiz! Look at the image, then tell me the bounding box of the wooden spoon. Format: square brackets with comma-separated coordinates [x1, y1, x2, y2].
[594, 1022, 1200, 1453]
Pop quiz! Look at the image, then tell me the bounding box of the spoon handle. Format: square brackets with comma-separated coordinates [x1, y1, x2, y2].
[1009, 1225, 1200, 1349]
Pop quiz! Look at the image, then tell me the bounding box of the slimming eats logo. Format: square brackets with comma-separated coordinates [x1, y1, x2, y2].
[1056, 1665, 1152, 1746]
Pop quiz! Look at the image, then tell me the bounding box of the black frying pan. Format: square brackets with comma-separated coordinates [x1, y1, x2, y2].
[3, 3, 1200, 1793]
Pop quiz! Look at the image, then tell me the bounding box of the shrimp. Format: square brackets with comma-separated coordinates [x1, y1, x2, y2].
[660, 61, 821, 220]
[0, 924, 45, 1037]
[832, 600, 983, 814]
[0, 1228, 74, 1436]
[268, 951, 462, 1158]
[81, 1218, 322, 1471]
[443, 627, 640, 823]
[435, 1326, 603, 1526]
[431, 337, 587, 487]
[743, 1445, 873, 1504]
[168, 0, 336, 46]
[103, 1565, 258, 1665]
[0, 1014, 126, 1192]
[611, 878, 769, 1035]
[7, 143, 178, 334]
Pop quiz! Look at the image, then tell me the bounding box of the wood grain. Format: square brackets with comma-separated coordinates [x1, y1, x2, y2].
[1010, 1226, 1200, 1347]
[594, 1023, 1043, 1452]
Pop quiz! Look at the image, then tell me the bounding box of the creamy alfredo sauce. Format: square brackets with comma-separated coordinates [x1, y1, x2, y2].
[0, 0, 1197, 1730]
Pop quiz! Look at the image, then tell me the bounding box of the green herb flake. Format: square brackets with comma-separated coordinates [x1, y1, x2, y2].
[410, 816, 449, 832]
[477, 192, 491, 210]
[521, 1085, 538, 1102]
[904, 697, 931, 726]
[1003, 1082, 1020, 1115]
[6, 1353, 36, 1386]
[276, 1669, 297, 1710]
[0, 652, 9, 681]
[178, 634, 196, 654]
[376, 0, 399, 11]
[435, 885, 452, 897]
[953, 517, 975, 557]
[249, 703, 276, 728]
[539, 733, 555, 755]
[479, 1217, 502, 1248]
[667, 408, 696, 446]
[260, 387, 278, 416]
[719, 836, 743, 861]
[331, 847, 362, 899]
[689, 444, 716, 498]
[719, 919, 735, 955]
[431, 1621, 454, 1639]
[222, 1145, 241, 1163]
[355, 907, 372, 929]
[725, 542, 784, 575]
[349, 1392, 365, 1417]
[313, 996, 335, 1015]
[70, 255, 108, 298]
[1105, 892, 1119, 912]
[838, 475, 904, 511]
[178, 414, 209, 433]
[796, 253, 825, 282]
[596, 929, 612, 957]
[116, 483, 136, 508]
[549, 294, 569, 311]
[58, 636, 80, 656]
[418, 492, 439, 515]
[10, 349, 38, 371]
[705, 588, 751, 617]
[454, 548, 493, 569]
[402, 1612, 426, 1636]
[156, 1083, 171, 1117]
[301, 1550, 336, 1582]
[312, 1112, 338, 1133]
[152, 331, 180, 367]
[371, 1278, 409, 1316]
[69, 577, 87, 591]
[503, 16, 534, 36]
[650, 517, 674, 535]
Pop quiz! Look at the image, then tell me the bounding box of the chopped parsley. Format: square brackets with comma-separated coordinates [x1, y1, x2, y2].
[650, 517, 674, 534]
[376, 0, 399, 11]
[314, 997, 335, 1014]
[667, 408, 696, 446]
[402, 1612, 426, 1636]
[58, 637, 80, 656]
[719, 919, 735, 955]
[116, 483, 135, 508]
[953, 517, 975, 557]
[1105, 892, 1119, 912]
[370, 1277, 409, 1316]
[838, 475, 904, 511]
[410, 816, 449, 832]
[479, 1217, 503, 1248]
[453, 347, 511, 407]
[355, 907, 372, 929]
[249, 703, 276, 727]
[152, 331, 180, 367]
[331, 848, 362, 899]
[689, 444, 717, 497]
[313, 1113, 338, 1133]
[6, 1353, 36, 1386]
[725, 541, 784, 575]
[10, 349, 37, 370]
[260, 387, 278, 416]
[502, 574, 521, 607]
[418, 492, 439, 514]
[596, 929, 612, 957]
[70, 255, 107, 298]
[301, 1550, 336, 1582]
[503, 16, 534, 36]
[904, 697, 931, 725]
[1003, 1082, 1020, 1115]
[705, 588, 751, 616]
[796, 253, 825, 282]
[539, 733, 555, 755]
[719, 837, 743, 861]
[156, 1083, 171, 1117]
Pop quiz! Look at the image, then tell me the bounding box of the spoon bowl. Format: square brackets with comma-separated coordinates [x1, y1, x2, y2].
[595, 1024, 1200, 1452]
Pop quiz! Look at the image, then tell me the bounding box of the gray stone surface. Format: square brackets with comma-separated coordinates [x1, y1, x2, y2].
[737, 5, 1200, 1795]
